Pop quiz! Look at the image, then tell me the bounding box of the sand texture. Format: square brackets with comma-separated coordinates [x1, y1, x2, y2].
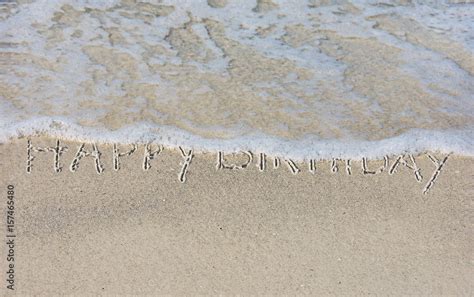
[0, 137, 472, 295]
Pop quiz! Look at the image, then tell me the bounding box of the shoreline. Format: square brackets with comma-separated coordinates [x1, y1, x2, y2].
[0, 136, 473, 294]
[2, 119, 473, 160]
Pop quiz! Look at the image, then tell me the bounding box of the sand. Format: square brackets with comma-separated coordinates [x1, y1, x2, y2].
[0, 136, 472, 295]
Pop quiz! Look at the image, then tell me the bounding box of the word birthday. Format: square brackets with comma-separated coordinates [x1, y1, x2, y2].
[26, 139, 450, 194]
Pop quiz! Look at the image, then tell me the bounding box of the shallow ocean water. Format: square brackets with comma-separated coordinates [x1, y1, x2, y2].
[1, 0, 473, 159]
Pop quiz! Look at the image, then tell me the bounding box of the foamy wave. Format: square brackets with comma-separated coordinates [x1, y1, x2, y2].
[2, 117, 473, 161]
[1, 0, 473, 159]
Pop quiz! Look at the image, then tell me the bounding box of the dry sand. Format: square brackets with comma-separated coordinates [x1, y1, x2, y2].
[0, 136, 473, 295]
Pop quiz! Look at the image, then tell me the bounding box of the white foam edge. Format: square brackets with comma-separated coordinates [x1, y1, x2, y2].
[1, 117, 473, 161]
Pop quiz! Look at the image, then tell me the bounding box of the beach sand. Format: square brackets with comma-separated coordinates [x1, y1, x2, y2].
[0, 136, 472, 295]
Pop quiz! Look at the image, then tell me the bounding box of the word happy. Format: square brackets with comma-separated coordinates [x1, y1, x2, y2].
[26, 139, 450, 194]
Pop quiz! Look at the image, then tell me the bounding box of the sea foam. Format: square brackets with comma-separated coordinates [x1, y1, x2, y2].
[1, 0, 473, 160]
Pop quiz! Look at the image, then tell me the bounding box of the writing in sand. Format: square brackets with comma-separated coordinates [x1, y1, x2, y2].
[25, 139, 450, 194]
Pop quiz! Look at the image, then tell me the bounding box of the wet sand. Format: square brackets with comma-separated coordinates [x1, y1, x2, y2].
[0, 136, 472, 295]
